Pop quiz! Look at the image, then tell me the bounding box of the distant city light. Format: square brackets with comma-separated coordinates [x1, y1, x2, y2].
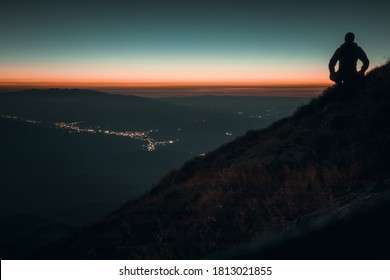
[53, 122, 177, 152]
[0, 114, 177, 152]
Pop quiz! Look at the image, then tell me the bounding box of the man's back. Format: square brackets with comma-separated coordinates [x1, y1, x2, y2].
[329, 32, 369, 85]
[332, 42, 368, 74]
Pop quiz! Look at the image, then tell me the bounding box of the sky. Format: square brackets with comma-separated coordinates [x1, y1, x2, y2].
[0, 0, 389, 95]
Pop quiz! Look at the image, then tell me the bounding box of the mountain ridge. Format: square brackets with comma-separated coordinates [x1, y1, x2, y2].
[34, 61, 390, 259]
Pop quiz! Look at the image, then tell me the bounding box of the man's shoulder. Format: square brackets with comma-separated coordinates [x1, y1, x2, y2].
[340, 42, 364, 53]
[340, 42, 358, 48]
[353, 44, 367, 54]
[354, 43, 363, 49]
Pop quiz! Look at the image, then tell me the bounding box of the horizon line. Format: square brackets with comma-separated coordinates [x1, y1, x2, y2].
[0, 81, 330, 97]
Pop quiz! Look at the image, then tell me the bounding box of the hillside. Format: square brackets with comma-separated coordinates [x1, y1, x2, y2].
[35, 61, 390, 259]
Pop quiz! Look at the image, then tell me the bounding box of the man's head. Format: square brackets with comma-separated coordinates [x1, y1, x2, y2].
[345, 32, 355, 43]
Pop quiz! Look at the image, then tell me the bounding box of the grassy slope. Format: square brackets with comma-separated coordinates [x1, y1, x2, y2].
[36, 62, 390, 259]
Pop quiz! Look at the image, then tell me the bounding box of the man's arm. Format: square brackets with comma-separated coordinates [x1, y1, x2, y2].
[329, 48, 340, 73]
[358, 47, 369, 73]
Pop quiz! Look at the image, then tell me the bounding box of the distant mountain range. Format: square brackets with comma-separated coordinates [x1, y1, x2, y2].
[33, 61, 390, 259]
[0, 88, 200, 130]
[0, 88, 307, 153]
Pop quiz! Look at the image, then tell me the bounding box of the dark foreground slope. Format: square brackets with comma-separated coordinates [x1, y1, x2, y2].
[36, 62, 390, 259]
[226, 182, 390, 259]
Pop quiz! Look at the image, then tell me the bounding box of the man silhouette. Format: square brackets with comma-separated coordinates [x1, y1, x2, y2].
[329, 32, 369, 86]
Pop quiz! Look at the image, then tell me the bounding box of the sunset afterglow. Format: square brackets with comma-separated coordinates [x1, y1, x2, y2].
[1, 0, 389, 95]
[0, 57, 330, 96]
[0, 56, 328, 86]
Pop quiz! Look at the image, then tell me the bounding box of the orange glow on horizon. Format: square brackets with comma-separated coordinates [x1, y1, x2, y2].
[0, 78, 330, 97]
[0, 76, 329, 87]
[0, 58, 330, 89]
[0, 62, 331, 96]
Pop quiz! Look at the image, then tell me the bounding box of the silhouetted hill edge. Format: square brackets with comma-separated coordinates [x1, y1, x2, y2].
[34, 61, 390, 260]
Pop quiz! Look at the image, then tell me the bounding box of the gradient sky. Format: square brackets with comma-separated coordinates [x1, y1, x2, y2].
[1, 0, 389, 94]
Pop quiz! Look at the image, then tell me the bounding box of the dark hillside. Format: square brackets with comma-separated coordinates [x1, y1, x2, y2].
[226, 180, 390, 259]
[35, 61, 390, 259]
